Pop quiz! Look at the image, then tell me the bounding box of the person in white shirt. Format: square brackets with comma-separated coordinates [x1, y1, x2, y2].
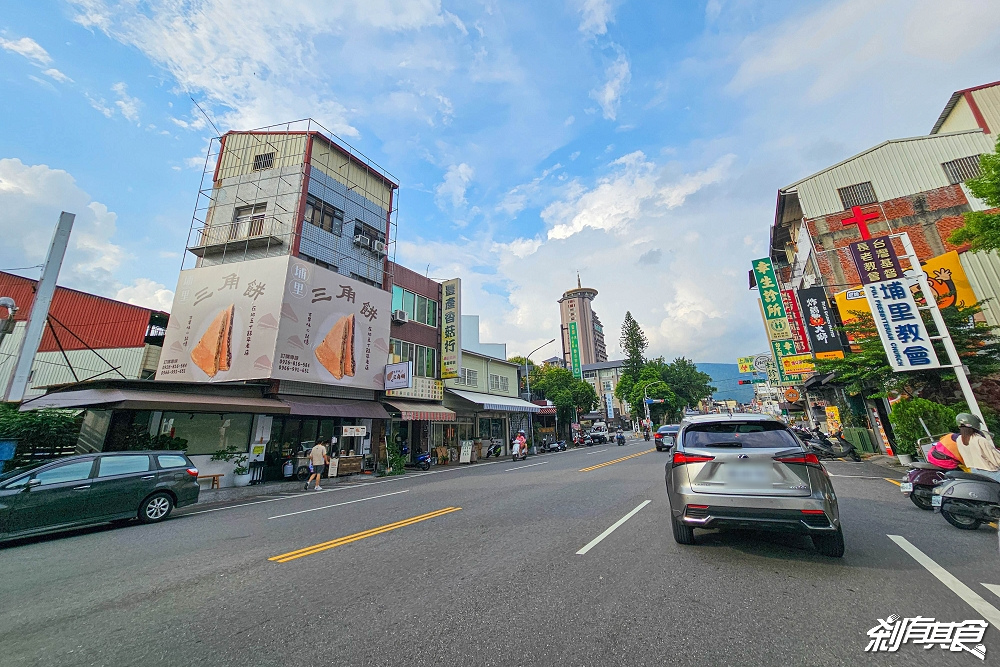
[954, 413, 1000, 482]
[306, 440, 331, 491]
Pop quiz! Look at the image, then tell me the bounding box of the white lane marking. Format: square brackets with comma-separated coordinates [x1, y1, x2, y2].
[506, 462, 548, 472]
[984, 583, 1000, 600]
[268, 490, 409, 520]
[888, 535, 1000, 627]
[828, 474, 896, 479]
[586, 449, 609, 455]
[576, 500, 651, 556]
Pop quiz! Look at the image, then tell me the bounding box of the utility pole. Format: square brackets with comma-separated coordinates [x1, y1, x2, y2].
[5, 212, 74, 403]
[644, 380, 667, 426]
[523, 338, 555, 449]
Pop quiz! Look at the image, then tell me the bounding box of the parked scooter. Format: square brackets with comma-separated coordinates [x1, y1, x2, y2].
[801, 428, 861, 462]
[484, 441, 503, 458]
[932, 470, 1000, 530]
[401, 446, 431, 471]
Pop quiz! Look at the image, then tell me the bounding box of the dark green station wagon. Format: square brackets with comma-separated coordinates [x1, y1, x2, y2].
[0, 451, 200, 542]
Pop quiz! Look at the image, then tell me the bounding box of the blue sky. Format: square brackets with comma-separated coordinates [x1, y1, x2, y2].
[1, 0, 998, 362]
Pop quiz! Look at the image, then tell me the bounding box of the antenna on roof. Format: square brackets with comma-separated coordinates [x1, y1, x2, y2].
[577, 272, 581, 288]
[190, 97, 222, 137]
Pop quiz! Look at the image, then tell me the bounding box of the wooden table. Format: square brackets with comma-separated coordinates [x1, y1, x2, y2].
[198, 473, 224, 489]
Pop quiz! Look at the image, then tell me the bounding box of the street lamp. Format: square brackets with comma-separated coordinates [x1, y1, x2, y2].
[523, 338, 555, 451]
[643, 380, 668, 427]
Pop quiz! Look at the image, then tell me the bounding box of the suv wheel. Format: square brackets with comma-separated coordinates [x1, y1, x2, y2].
[139, 493, 174, 524]
[812, 527, 845, 557]
[671, 513, 696, 545]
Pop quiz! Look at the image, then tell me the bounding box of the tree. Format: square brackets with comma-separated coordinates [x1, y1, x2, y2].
[660, 357, 716, 413]
[619, 311, 648, 380]
[948, 135, 1000, 251]
[532, 365, 599, 434]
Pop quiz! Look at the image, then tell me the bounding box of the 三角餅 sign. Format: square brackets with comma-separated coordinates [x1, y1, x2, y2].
[384, 361, 413, 390]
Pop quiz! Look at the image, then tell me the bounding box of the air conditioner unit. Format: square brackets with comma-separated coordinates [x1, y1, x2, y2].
[391, 309, 409, 324]
[353, 234, 370, 248]
[372, 240, 386, 255]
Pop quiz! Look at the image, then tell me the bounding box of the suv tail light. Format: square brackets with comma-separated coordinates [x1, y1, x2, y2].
[773, 453, 821, 467]
[186, 467, 199, 477]
[672, 451, 715, 467]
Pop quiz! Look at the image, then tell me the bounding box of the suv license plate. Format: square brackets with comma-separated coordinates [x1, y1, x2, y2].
[931, 495, 942, 507]
[726, 464, 771, 485]
[899, 482, 913, 493]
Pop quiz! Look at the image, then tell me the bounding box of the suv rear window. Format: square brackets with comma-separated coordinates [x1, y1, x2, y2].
[683, 421, 801, 449]
[157, 455, 189, 469]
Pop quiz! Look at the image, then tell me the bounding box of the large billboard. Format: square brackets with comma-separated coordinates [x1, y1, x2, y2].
[568, 321, 583, 379]
[440, 278, 461, 379]
[863, 278, 941, 371]
[157, 255, 392, 389]
[797, 287, 844, 358]
[751, 257, 792, 341]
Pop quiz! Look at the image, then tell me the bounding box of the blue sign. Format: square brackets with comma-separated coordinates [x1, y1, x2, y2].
[0, 439, 17, 461]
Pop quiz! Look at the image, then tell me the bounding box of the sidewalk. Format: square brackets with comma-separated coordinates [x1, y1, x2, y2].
[195, 472, 379, 504]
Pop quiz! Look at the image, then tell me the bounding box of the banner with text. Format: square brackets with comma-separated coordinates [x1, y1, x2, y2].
[797, 287, 845, 358]
[752, 257, 792, 341]
[569, 321, 583, 379]
[440, 279, 462, 379]
[863, 278, 941, 371]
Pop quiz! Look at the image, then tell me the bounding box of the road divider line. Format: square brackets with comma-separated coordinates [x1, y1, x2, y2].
[580, 449, 654, 472]
[267, 490, 409, 520]
[506, 462, 548, 472]
[888, 535, 1000, 627]
[585, 449, 608, 455]
[884, 478, 902, 486]
[983, 583, 1000, 600]
[576, 500, 651, 555]
[269, 507, 461, 563]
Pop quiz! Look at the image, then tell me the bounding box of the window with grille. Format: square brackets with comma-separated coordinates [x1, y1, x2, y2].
[942, 155, 983, 185]
[459, 368, 478, 387]
[489, 374, 509, 393]
[252, 152, 275, 171]
[837, 182, 878, 209]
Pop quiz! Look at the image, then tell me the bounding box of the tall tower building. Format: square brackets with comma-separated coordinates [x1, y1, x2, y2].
[559, 274, 608, 373]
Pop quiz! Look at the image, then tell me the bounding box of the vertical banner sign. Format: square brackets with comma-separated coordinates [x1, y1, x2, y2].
[751, 258, 792, 341]
[771, 339, 804, 385]
[864, 278, 940, 371]
[568, 321, 583, 379]
[781, 290, 810, 354]
[849, 237, 902, 285]
[605, 392, 614, 420]
[797, 287, 845, 359]
[825, 406, 841, 432]
[440, 279, 462, 379]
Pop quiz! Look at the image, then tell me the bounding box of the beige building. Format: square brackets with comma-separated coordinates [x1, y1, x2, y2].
[558, 275, 608, 369]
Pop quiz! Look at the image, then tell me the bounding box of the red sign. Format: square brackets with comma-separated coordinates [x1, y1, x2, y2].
[781, 290, 810, 354]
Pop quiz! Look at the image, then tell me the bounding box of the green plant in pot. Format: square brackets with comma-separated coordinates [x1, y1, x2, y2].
[211, 445, 251, 486]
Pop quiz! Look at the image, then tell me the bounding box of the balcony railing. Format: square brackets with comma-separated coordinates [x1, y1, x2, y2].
[188, 215, 291, 257]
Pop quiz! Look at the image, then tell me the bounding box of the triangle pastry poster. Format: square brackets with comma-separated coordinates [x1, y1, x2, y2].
[157, 255, 392, 389]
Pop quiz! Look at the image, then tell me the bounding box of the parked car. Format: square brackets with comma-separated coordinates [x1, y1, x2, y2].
[654, 424, 679, 451]
[0, 450, 200, 542]
[665, 413, 844, 557]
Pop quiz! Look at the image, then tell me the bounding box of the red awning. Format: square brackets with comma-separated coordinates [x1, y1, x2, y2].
[383, 399, 456, 422]
[537, 407, 556, 415]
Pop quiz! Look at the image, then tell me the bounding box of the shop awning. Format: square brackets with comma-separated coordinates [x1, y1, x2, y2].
[383, 399, 456, 422]
[279, 396, 391, 419]
[445, 389, 541, 413]
[20, 388, 288, 413]
[537, 406, 557, 415]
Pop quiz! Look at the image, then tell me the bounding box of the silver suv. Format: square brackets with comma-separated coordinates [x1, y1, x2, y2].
[664, 413, 844, 557]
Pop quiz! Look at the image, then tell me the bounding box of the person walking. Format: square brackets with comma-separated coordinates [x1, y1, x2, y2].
[306, 439, 331, 491]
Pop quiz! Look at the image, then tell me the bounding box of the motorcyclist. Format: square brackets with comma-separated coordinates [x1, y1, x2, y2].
[616, 428, 625, 445]
[927, 430, 964, 470]
[954, 413, 1000, 481]
[514, 430, 527, 458]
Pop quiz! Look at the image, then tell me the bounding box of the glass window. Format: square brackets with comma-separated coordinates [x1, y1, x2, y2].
[34, 460, 94, 486]
[402, 290, 415, 320]
[426, 348, 436, 378]
[157, 455, 188, 469]
[427, 300, 437, 327]
[159, 412, 253, 456]
[98, 455, 151, 477]
[392, 286, 403, 312]
[416, 296, 427, 325]
[416, 346, 425, 377]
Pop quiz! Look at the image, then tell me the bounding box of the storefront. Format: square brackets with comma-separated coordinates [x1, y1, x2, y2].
[443, 388, 540, 457]
[382, 398, 457, 463]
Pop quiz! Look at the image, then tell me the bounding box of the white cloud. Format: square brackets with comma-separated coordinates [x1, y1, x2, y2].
[0, 158, 127, 296]
[115, 278, 174, 312]
[42, 68, 73, 83]
[435, 163, 474, 210]
[0, 36, 52, 66]
[590, 50, 630, 121]
[85, 93, 114, 118]
[576, 0, 616, 37]
[111, 82, 141, 123]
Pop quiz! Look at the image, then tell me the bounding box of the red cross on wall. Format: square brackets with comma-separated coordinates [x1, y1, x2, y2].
[841, 205, 879, 240]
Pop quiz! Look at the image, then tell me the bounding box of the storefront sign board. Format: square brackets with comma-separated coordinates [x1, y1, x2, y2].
[568, 321, 583, 379]
[863, 278, 941, 371]
[770, 339, 805, 386]
[737, 356, 755, 374]
[384, 361, 413, 390]
[781, 354, 815, 376]
[752, 258, 792, 341]
[157, 255, 391, 389]
[385, 376, 444, 401]
[782, 290, 810, 354]
[797, 287, 844, 356]
[849, 236, 902, 285]
[342, 425, 368, 437]
[605, 391, 614, 419]
[825, 406, 841, 432]
[440, 278, 462, 379]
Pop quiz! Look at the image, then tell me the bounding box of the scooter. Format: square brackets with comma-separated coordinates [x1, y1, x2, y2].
[616, 432, 626, 446]
[485, 441, 503, 458]
[512, 442, 527, 462]
[802, 428, 862, 462]
[643, 430, 650, 442]
[401, 446, 432, 471]
[932, 470, 1000, 530]
[901, 463, 949, 510]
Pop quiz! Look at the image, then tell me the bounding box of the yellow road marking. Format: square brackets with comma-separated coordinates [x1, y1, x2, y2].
[885, 478, 902, 486]
[269, 507, 461, 563]
[580, 449, 654, 472]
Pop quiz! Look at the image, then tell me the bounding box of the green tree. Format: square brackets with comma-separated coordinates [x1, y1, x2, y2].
[619, 311, 648, 380]
[888, 398, 958, 456]
[532, 365, 599, 433]
[948, 135, 1000, 251]
[660, 357, 716, 414]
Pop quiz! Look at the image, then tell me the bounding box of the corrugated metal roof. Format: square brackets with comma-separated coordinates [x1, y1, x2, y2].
[782, 130, 993, 219]
[960, 250, 1000, 329]
[0, 271, 164, 351]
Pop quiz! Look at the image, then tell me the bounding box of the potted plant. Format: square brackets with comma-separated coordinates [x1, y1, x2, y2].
[211, 445, 251, 487]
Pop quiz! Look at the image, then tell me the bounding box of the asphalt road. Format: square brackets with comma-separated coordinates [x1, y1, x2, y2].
[2, 438, 999, 666]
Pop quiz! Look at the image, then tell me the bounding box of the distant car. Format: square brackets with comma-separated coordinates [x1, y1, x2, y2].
[589, 430, 608, 445]
[665, 413, 844, 557]
[654, 424, 679, 451]
[0, 450, 200, 542]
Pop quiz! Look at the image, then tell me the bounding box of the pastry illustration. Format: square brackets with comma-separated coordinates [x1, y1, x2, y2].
[258, 313, 279, 329]
[314, 313, 355, 379]
[190, 305, 234, 377]
[280, 303, 299, 323]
